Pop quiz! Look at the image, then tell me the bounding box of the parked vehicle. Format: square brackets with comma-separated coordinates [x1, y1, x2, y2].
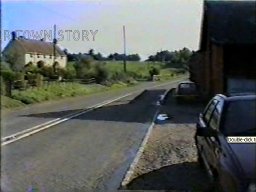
[195, 94, 256, 192]
[174, 81, 199, 103]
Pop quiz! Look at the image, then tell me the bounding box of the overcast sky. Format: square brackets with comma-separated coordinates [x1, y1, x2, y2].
[2, 0, 203, 59]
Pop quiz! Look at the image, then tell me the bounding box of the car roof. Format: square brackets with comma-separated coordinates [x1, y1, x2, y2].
[215, 93, 256, 102]
[178, 81, 195, 84]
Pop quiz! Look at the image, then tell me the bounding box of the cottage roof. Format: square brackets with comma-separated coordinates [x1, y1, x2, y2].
[200, 0, 256, 49]
[15, 38, 66, 56]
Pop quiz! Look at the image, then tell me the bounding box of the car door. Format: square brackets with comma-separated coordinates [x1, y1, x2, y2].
[207, 100, 224, 170]
[200, 98, 220, 168]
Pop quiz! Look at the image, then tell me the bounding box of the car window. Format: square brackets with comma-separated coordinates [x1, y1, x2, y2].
[203, 99, 218, 124]
[222, 99, 256, 136]
[180, 83, 191, 89]
[209, 100, 223, 130]
[178, 83, 196, 94]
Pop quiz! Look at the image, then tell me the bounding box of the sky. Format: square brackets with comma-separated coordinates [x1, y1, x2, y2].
[1, 0, 203, 60]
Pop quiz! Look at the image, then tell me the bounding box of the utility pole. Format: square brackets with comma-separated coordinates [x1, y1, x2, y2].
[123, 25, 127, 73]
[53, 24, 57, 72]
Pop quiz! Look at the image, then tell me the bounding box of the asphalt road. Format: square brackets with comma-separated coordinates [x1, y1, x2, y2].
[1, 80, 182, 137]
[1, 81, 180, 192]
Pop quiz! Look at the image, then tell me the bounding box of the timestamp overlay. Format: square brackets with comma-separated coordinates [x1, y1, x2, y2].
[227, 137, 256, 143]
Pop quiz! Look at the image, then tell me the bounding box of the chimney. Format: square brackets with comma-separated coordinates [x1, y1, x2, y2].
[11, 31, 17, 40]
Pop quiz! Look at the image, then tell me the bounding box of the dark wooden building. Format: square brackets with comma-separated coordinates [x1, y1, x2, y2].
[190, 0, 256, 98]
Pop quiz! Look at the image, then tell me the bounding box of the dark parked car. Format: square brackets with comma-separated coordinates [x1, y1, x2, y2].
[174, 81, 199, 103]
[195, 94, 256, 192]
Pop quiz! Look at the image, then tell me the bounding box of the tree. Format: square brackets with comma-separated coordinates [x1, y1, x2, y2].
[63, 48, 69, 55]
[88, 49, 95, 56]
[1, 69, 16, 96]
[94, 52, 103, 61]
[127, 54, 141, 61]
[3, 52, 20, 71]
[108, 54, 114, 61]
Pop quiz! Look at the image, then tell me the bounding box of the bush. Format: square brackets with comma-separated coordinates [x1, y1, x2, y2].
[64, 63, 76, 79]
[1, 70, 16, 82]
[111, 71, 124, 81]
[24, 64, 40, 74]
[26, 73, 37, 86]
[75, 58, 93, 78]
[35, 74, 44, 87]
[1, 70, 15, 96]
[1, 95, 25, 108]
[12, 72, 26, 90]
[39, 66, 54, 78]
[149, 67, 160, 80]
[94, 63, 109, 83]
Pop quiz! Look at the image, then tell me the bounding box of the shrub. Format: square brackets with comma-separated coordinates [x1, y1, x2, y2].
[1, 70, 15, 96]
[1, 70, 16, 82]
[39, 66, 54, 78]
[149, 67, 160, 80]
[24, 63, 39, 74]
[35, 74, 44, 87]
[75, 57, 93, 78]
[1, 95, 25, 108]
[64, 63, 76, 79]
[94, 63, 109, 83]
[26, 73, 37, 86]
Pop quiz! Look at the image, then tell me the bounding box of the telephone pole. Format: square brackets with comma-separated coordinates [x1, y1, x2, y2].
[53, 24, 57, 72]
[123, 25, 127, 73]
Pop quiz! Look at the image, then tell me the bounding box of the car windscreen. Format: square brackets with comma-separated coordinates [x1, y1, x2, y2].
[222, 99, 256, 136]
[178, 83, 197, 95]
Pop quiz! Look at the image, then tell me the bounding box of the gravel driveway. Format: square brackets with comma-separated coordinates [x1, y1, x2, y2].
[123, 89, 214, 192]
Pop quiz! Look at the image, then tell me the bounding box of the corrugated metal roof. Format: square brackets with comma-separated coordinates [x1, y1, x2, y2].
[201, 0, 256, 48]
[15, 38, 66, 56]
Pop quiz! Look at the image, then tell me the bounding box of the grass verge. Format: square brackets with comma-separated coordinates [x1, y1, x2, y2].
[3, 82, 133, 108]
[2, 74, 186, 109]
[11, 83, 108, 105]
[1, 95, 25, 109]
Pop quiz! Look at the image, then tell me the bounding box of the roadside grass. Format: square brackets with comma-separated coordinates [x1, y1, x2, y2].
[11, 83, 108, 105]
[68, 60, 183, 81]
[159, 68, 188, 81]
[9, 81, 135, 106]
[1, 95, 25, 109]
[2, 61, 186, 109]
[104, 61, 164, 80]
[103, 61, 186, 81]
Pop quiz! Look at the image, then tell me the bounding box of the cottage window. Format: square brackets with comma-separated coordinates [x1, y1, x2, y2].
[49, 55, 52, 59]
[30, 54, 33, 58]
[44, 55, 46, 58]
[37, 54, 40, 58]
[61, 56, 63, 59]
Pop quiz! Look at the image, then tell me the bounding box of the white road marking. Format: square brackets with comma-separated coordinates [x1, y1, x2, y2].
[1, 93, 132, 146]
[121, 86, 170, 187]
[2, 78, 185, 146]
[121, 110, 159, 187]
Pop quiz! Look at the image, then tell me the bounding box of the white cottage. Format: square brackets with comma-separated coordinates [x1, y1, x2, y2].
[2, 32, 67, 71]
